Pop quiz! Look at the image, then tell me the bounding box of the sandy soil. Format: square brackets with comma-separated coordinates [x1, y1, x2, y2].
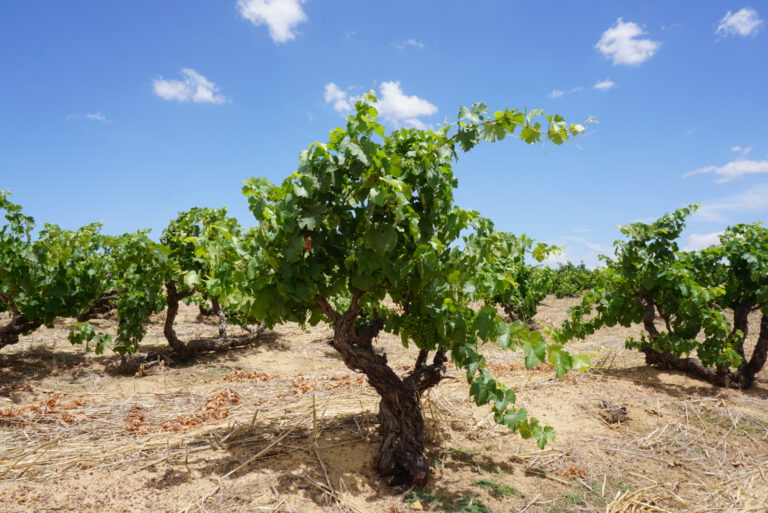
[1, 297, 766, 513]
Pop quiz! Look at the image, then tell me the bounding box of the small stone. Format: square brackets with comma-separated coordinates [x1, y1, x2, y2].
[410, 499, 424, 510]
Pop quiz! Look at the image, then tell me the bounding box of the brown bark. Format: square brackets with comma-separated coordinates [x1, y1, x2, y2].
[641, 298, 660, 339]
[211, 296, 228, 338]
[640, 297, 748, 388]
[176, 322, 267, 355]
[163, 281, 195, 354]
[163, 282, 267, 360]
[77, 290, 119, 322]
[0, 293, 41, 348]
[641, 345, 745, 387]
[731, 303, 751, 343]
[0, 314, 41, 349]
[318, 295, 446, 486]
[198, 304, 215, 317]
[742, 312, 768, 388]
[501, 305, 539, 330]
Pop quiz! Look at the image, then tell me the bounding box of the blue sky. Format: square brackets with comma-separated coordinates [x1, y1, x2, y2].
[1, 1, 767, 267]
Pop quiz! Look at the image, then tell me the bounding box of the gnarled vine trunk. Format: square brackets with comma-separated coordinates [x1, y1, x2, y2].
[211, 296, 228, 338]
[198, 299, 216, 318]
[738, 312, 768, 388]
[77, 289, 120, 322]
[163, 282, 267, 361]
[501, 304, 540, 330]
[0, 314, 41, 349]
[318, 295, 446, 486]
[0, 293, 41, 349]
[640, 298, 765, 389]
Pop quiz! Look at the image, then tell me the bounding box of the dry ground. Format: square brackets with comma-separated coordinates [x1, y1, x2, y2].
[1, 297, 766, 513]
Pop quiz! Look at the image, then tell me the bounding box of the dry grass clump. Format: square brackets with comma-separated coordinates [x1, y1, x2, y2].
[0, 367, 467, 484]
[587, 395, 768, 513]
[0, 382, 353, 481]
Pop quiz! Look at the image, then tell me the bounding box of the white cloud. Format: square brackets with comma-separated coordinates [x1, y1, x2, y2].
[716, 8, 764, 37]
[237, 0, 307, 43]
[323, 81, 437, 129]
[377, 81, 437, 129]
[593, 79, 617, 91]
[393, 38, 425, 50]
[153, 69, 228, 104]
[694, 184, 768, 222]
[85, 112, 111, 123]
[542, 231, 611, 269]
[731, 145, 753, 157]
[545, 249, 604, 269]
[564, 235, 607, 253]
[683, 232, 723, 251]
[547, 87, 582, 99]
[67, 112, 112, 123]
[324, 82, 355, 113]
[580, 254, 604, 270]
[596, 18, 661, 66]
[685, 159, 768, 183]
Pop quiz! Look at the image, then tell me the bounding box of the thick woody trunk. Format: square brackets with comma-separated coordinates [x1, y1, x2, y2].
[377, 349, 446, 486]
[0, 293, 41, 348]
[198, 304, 215, 317]
[211, 296, 228, 338]
[741, 312, 768, 388]
[77, 289, 119, 322]
[318, 296, 446, 486]
[500, 303, 539, 330]
[196, 297, 239, 338]
[163, 282, 266, 361]
[0, 314, 41, 349]
[375, 385, 429, 485]
[642, 345, 745, 388]
[640, 298, 751, 388]
[164, 281, 194, 355]
[731, 303, 751, 347]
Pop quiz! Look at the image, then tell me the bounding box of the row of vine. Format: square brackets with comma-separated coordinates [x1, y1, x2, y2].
[8, 95, 764, 487]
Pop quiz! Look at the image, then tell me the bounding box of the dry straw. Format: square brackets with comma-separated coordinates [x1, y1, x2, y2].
[0, 374, 381, 482]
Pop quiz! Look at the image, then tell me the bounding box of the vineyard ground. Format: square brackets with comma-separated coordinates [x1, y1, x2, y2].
[0, 297, 766, 513]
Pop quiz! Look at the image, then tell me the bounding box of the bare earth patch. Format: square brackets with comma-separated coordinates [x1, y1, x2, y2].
[1, 297, 766, 513]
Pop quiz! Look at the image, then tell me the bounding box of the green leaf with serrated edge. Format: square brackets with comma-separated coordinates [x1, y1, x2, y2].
[473, 306, 497, 340]
[523, 340, 546, 369]
[183, 270, 199, 289]
[494, 388, 516, 413]
[495, 320, 512, 349]
[469, 373, 493, 405]
[502, 408, 527, 430]
[534, 425, 555, 449]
